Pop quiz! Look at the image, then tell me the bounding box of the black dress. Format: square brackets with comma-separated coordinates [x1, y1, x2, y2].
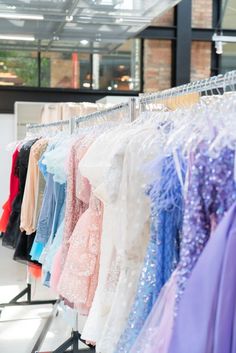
[2, 139, 37, 251]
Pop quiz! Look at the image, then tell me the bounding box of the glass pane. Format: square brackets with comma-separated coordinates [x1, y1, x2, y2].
[144, 39, 172, 92]
[192, 0, 213, 28]
[0, 51, 38, 87]
[151, 8, 175, 26]
[40, 52, 91, 89]
[92, 39, 140, 91]
[191, 41, 212, 81]
[222, 0, 236, 29]
[220, 43, 236, 73]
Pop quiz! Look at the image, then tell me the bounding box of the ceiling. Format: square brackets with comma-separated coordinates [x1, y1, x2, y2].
[0, 0, 180, 53]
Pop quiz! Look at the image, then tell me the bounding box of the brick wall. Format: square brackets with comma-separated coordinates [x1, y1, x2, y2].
[51, 59, 73, 88]
[144, 40, 172, 92]
[152, 8, 174, 26]
[191, 41, 212, 81]
[192, 0, 213, 28]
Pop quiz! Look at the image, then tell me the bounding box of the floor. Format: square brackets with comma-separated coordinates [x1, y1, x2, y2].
[0, 244, 90, 353]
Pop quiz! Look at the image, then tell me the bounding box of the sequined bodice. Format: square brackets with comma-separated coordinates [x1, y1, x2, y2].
[177, 145, 236, 300]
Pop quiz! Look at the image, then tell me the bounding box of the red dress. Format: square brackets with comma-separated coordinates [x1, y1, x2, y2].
[0, 148, 20, 233]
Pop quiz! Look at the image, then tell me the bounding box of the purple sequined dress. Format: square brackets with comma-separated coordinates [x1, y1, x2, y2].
[130, 144, 236, 353]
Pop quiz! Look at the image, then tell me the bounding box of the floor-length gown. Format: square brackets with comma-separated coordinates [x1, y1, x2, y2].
[168, 201, 236, 353]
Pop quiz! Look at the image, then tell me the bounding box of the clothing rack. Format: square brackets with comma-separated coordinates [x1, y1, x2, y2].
[4, 69, 236, 352]
[25, 99, 140, 353]
[22, 100, 138, 353]
[0, 120, 71, 311]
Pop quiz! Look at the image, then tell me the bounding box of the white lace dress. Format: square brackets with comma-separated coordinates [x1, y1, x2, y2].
[80, 122, 163, 352]
[79, 125, 135, 343]
[96, 125, 163, 353]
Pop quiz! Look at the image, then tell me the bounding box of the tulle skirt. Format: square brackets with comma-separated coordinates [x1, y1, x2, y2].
[130, 270, 177, 353]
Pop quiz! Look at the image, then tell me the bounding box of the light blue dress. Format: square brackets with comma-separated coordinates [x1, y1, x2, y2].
[115, 154, 185, 353]
[30, 138, 69, 263]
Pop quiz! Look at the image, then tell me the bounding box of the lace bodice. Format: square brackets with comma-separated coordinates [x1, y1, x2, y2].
[57, 137, 94, 288]
[80, 126, 135, 343]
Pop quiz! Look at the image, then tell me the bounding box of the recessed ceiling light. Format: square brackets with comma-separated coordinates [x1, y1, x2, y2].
[79, 16, 92, 20]
[0, 13, 44, 20]
[6, 5, 16, 10]
[80, 39, 89, 45]
[0, 34, 35, 41]
[65, 15, 73, 22]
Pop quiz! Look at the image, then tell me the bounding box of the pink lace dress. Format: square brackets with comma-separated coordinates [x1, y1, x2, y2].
[50, 137, 91, 291]
[57, 191, 103, 315]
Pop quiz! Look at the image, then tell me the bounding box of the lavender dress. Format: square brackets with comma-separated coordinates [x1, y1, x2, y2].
[130, 145, 236, 353]
[169, 201, 236, 353]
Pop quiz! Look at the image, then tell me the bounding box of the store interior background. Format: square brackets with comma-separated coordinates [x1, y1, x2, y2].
[0, 0, 235, 252]
[0, 0, 235, 254]
[0, 0, 235, 351]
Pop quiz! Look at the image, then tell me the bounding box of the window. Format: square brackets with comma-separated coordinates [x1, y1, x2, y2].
[222, 0, 236, 29]
[40, 52, 91, 89]
[0, 39, 140, 91]
[191, 41, 212, 81]
[0, 51, 38, 87]
[92, 39, 140, 91]
[220, 43, 236, 74]
[144, 40, 172, 92]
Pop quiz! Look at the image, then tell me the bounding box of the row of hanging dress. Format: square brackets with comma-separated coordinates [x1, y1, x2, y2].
[1, 92, 236, 353]
[0, 102, 99, 264]
[42, 106, 184, 352]
[124, 93, 236, 353]
[66, 93, 236, 353]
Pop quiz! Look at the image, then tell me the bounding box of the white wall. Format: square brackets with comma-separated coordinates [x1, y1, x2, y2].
[0, 114, 15, 209]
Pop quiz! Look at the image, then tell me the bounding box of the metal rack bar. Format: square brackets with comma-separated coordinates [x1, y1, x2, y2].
[139, 70, 236, 105]
[74, 101, 130, 126]
[27, 119, 70, 130]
